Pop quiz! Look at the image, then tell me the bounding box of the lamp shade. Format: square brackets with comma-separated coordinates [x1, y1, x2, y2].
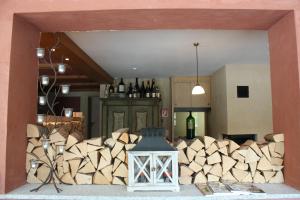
[192, 85, 205, 95]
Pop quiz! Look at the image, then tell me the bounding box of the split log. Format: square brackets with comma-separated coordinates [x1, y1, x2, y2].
[63, 151, 81, 161]
[104, 138, 116, 148]
[93, 171, 110, 184]
[264, 133, 284, 142]
[222, 171, 237, 182]
[207, 174, 220, 182]
[269, 171, 284, 183]
[69, 145, 84, 158]
[26, 142, 35, 153]
[229, 140, 240, 153]
[274, 142, 284, 156]
[117, 150, 126, 162]
[196, 149, 206, 157]
[129, 134, 139, 143]
[217, 140, 229, 149]
[218, 146, 228, 156]
[112, 128, 129, 141]
[113, 158, 122, 172]
[178, 150, 189, 164]
[27, 124, 48, 138]
[249, 162, 257, 177]
[78, 161, 96, 173]
[76, 173, 92, 184]
[101, 165, 113, 182]
[209, 163, 222, 177]
[179, 176, 192, 185]
[65, 131, 83, 150]
[86, 137, 102, 146]
[180, 165, 194, 177]
[186, 147, 197, 162]
[76, 142, 88, 157]
[113, 162, 128, 177]
[235, 162, 249, 171]
[204, 136, 215, 149]
[189, 139, 204, 151]
[125, 144, 136, 150]
[37, 164, 50, 182]
[242, 173, 253, 183]
[257, 156, 273, 171]
[100, 147, 112, 163]
[203, 165, 212, 175]
[69, 159, 81, 178]
[112, 176, 125, 185]
[111, 142, 124, 158]
[253, 172, 265, 183]
[205, 143, 218, 156]
[195, 156, 206, 166]
[119, 132, 129, 144]
[189, 161, 202, 173]
[207, 152, 221, 165]
[27, 170, 42, 183]
[50, 128, 69, 143]
[98, 156, 111, 170]
[222, 155, 236, 175]
[263, 171, 276, 182]
[87, 144, 102, 153]
[61, 172, 76, 185]
[271, 157, 283, 166]
[260, 145, 271, 161]
[231, 151, 245, 162]
[88, 151, 99, 169]
[194, 172, 207, 183]
[232, 168, 248, 182]
[29, 138, 42, 147]
[268, 142, 281, 158]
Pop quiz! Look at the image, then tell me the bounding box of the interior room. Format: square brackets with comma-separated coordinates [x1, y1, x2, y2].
[1, 1, 300, 199]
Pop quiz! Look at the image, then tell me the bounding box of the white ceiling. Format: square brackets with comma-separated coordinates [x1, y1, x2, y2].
[66, 30, 269, 78]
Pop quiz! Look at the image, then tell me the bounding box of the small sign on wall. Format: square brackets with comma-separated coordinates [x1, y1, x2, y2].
[161, 108, 169, 118]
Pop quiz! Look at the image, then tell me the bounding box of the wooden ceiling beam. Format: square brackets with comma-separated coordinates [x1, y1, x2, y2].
[40, 32, 113, 84]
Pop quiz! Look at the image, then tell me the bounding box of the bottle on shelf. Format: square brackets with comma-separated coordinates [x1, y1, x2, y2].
[118, 77, 125, 93]
[186, 111, 195, 139]
[155, 85, 161, 99]
[151, 79, 156, 98]
[133, 77, 140, 98]
[145, 80, 151, 98]
[108, 84, 114, 95]
[140, 81, 146, 98]
[104, 84, 109, 98]
[128, 82, 133, 98]
[114, 79, 118, 94]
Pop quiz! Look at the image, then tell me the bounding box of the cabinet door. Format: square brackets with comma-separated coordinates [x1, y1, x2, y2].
[107, 106, 129, 137]
[191, 81, 211, 107]
[173, 82, 191, 107]
[131, 106, 153, 133]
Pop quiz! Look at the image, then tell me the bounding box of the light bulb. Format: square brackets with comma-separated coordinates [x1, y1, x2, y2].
[61, 84, 70, 94]
[192, 85, 205, 95]
[37, 114, 45, 124]
[39, 96, 46, 106]
[64, 108, 73, 118]
[36, 48, 45, 58]
[41, 138, 50, 150]
[41, 75, 49, 86]
[58, 63, 66, 74]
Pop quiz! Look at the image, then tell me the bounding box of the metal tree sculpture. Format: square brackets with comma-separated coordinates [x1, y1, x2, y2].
[30, 33, 73, 193]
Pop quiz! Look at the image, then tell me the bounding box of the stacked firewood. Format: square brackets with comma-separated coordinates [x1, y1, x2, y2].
[26, 125, 140, 185]
[177, 134, 284, 184]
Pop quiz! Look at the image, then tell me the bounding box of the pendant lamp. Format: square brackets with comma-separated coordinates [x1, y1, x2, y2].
[192, 43, 205, 95]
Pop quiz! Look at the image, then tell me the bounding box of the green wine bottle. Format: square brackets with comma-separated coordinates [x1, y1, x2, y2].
[186, 111, 195, 139]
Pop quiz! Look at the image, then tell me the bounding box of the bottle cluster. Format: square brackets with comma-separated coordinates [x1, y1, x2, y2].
[105, 78, 161, 99]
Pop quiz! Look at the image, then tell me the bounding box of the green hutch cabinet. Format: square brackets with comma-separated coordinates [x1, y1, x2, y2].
[100, 98, 161, 138]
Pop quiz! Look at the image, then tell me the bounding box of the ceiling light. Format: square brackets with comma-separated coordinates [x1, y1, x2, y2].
[65, 57, 69, 61]
[192, 42, 205, 95]
[51, 48, 55, 52]
[132, 67, 137, 70]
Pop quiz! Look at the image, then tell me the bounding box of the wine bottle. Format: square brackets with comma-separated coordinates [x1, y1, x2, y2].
[151, 79, 156, 98]
[140, 81, 146, 98]
[186, 111, 195, 139]
[133, 78, 140, 98]
[145, 81, 151, 98]
[118, 77, 125, 93]
[155, 86, 161, 99]
[104, 84, 109, 98]
[128, 82, 133, 98]
[108, 84, 114, 95]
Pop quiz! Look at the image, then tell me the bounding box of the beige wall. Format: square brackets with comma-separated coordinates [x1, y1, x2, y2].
[225, 64, 273, 141]
[209, 64, 273, 141]
[209, 67, 228, 139]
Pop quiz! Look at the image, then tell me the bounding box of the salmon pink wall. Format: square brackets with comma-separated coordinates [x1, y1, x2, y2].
[0, 0, 300, 194]
[269, 11, 300, 188]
